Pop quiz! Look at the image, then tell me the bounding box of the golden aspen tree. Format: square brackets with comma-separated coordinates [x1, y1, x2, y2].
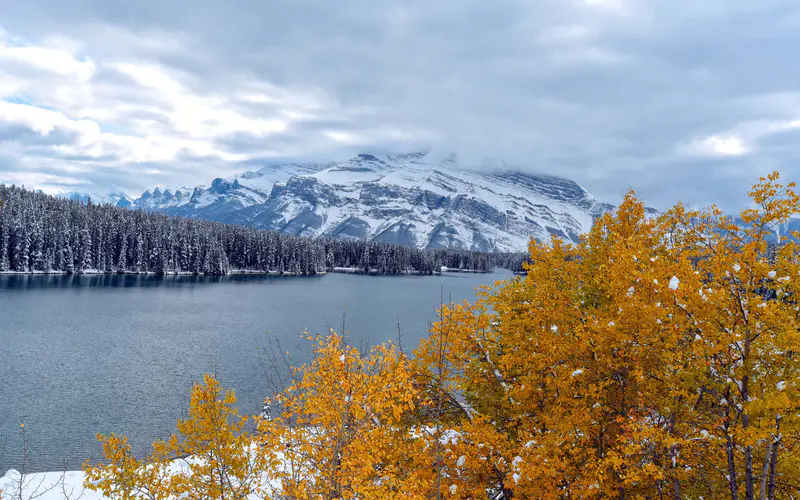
[415, 302, 519, 499]
[83, 433, 172, 500]
[416, 173, 800, 499]
[658, 173, 800, 499]
[418, 196, 699, 498]
[258, 331, 435, 500]
[84, 374, 279, 499]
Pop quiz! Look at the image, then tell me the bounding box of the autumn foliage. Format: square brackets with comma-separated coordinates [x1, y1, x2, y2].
[84, 374, 278, 499]
[258, 334, 436, 499]
[85, 173, 800, 499]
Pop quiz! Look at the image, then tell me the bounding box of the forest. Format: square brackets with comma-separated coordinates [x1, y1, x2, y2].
[0, 185, 526, 276]
[9, 175, 798, 498]
[61, 173, 796, 499]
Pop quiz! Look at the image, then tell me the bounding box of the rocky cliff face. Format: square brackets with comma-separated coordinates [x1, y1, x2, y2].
[102, 152, 642, 252]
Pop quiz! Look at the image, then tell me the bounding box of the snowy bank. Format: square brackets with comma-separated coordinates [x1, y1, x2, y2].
[0, 269, 326, 277]
[0, 468, 99, 500]
[330, 267, 438, 275]
[1, 463, 278, 500]
[440, 266, 490, 274]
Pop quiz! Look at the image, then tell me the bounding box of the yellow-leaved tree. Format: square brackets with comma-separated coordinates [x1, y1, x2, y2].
[415, 172, 800, 498]
[258, 332, 436, 499]
[84, 374, 279, 499]
[83, 333, 434, 500]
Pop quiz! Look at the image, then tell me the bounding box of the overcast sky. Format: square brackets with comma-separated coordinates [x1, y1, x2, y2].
[1, 0, 799, 210]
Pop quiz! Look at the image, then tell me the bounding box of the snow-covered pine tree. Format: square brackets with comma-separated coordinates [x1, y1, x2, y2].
[0, 184, 504, 276]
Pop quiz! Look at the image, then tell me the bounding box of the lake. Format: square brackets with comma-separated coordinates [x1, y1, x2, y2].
[0, 270, 512, 473]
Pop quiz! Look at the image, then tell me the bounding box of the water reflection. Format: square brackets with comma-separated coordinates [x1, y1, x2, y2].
[0, 273, 325, 290]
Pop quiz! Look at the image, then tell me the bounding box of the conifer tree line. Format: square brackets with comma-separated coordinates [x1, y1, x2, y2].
[0, 185, 519, 276]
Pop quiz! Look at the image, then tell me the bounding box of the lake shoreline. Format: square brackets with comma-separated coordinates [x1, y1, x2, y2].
[0, 267, 494, 277]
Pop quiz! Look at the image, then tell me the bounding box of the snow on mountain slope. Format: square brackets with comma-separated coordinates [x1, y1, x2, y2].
[108, 152, 631, 252]
[59, 191, 135, 207]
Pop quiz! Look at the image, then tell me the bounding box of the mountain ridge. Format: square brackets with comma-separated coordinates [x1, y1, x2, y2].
[61, 152, 652, 253]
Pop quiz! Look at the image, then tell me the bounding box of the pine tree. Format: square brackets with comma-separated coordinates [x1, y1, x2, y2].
[134, 233, 145, 273]
[78, 226, 92, 272]
[0, 184, 502, 277]
[61, 228, 74, 274]
[0, 223, 9, 272]
[116, 236, 128, 273]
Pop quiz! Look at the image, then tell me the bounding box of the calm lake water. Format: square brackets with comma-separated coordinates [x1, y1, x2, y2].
[0, 270, 512, 473]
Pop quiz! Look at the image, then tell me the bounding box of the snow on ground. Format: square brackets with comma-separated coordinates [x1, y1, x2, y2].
[1, 463, 280, 500]
[0, 426, 461, 499]
[0, 420, 506, 500]
[2, 449, 285, 499]
[1, 468, 99, 500]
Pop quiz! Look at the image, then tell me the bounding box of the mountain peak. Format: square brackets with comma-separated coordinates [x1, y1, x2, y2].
[355, 153, 381, 162]
[387, 151, 428, 162]
[123, 152, 621, 252]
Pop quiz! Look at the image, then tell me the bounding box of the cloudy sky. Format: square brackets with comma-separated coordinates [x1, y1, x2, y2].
[1, 0, 799, 210]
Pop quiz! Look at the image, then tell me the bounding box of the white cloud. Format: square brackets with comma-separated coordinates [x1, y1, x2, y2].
[0, 32, 357, 187]
[0, 100, 89, 136]
[2, 170, 86, 190]
[538, 24, 596, 44]
[582, 0, 626, 12]
[0, 100, 249, 163]
[689, 135, 749, 157]
[683, 118, 800, 159]
[114, 62, 289, 138]
[550, 46, 627, 65]
[2, 0, 800, 210]
[766, 119, 800, 134]
[325, 131, 360, 143]
[0, 41, 95, 80]
[116, 62, 183, 94]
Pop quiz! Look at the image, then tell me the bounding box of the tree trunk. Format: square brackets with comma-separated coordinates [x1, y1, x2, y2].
[724, 389, 740, 500]
[767, 417, 781, 500]
[672, 477, 682, 500]
[759, 442, 772, 500]
[726, 423, 740, 500]
[743, 424, 754, 500]
[668, 413, 682, 500]
[742, 357, 754, 500]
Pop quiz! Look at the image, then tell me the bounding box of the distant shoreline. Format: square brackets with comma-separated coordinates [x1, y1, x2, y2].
[0, 267, 493, 277]
[0, 269, 317, 277]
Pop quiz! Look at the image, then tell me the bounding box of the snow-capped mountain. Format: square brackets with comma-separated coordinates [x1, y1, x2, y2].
[94, 152, 636, 252]
[59, 191, 135, 207]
